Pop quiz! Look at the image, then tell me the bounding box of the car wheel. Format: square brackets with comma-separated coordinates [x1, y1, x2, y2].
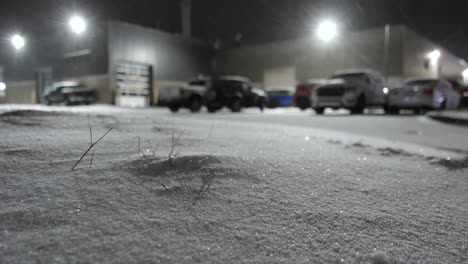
[207, 105, 217, 113]
[169, 104, 180, 113]
[386, 107, 399, 115]
[414, 108, 427, 115]
[297, 99, 309, 110]
[189, 98, 202, 113]
[258, 98, 266, 112]
[230, 99, 242, 113]
[439, 98, 447, 111]
[351, 95, 366, 114]
[314, 108, 325, 115]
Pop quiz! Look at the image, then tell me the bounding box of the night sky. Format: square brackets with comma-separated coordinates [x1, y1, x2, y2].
[0, 0, 467, 59]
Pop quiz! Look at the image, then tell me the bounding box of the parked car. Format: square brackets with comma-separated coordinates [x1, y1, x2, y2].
[387, 78, 461, 114]
[311, 69, 387, 114]
[448, 80, 468, 108]
[44, 81, 96, 105]
[168, 79, 207, 113]
[0, 82, 6, 103]
[205, 76, 267, 113]
[266, 89, 294, 108]
[458, 85, 468, 108]
[294, 80, 325, 110]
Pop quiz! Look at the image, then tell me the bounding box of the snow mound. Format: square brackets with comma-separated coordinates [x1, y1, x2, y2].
[0, 110, 64, 117]
[128, 155, 249, 178]
[125, 155, 257, 200]
[433, 156, 468, 170]
[371, 252, 390, 264]
[0, 110, 69, 127]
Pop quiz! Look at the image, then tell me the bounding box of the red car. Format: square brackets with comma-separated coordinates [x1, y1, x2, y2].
[294, 80, 325, 110]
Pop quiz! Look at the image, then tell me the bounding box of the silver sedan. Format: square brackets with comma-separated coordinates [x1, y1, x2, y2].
[387, 78, 460, 114]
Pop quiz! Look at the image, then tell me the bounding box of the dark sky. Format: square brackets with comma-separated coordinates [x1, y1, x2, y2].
[1, 0, 467, 59]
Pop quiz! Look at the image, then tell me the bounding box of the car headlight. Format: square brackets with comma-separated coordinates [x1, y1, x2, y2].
[383, 87, 389, 95]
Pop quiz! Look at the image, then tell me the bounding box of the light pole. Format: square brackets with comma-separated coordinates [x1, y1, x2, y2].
[383, 25, 390, 81]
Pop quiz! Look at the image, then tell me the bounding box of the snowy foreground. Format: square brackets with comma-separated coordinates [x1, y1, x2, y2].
[0, 107, 467, 263]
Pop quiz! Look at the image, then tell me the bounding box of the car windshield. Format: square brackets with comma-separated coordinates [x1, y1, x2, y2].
[330, 73, 366, 82]
[405, 80, 438, 86]
[297, 84, 309, 91]
[1, 1, 468, 263]
[268, 90, 292, 95]
[189, 80, 206, 86]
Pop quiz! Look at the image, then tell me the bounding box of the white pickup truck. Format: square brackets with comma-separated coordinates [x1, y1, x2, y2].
[311, 69, 388, 114]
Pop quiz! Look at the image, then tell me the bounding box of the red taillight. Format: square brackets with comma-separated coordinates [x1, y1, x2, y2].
[423, 87, 434, 96]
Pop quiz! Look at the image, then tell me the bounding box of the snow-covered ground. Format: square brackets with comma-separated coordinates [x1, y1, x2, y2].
[0, 105, 467, 263]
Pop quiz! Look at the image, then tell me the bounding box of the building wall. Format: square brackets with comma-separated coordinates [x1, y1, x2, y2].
[402, 28, 465, 79]
[108, 21, 212, 82]
[4, 81, 36, 104]
[213, 26, 405, 85]
[0, 23, 108, 83]
[108, 21, 213, 105]
[0, 21, 109, 104]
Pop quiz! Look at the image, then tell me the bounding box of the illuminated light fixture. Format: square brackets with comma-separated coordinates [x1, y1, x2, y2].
[427, 49, 441, 62]
[69, 15, 87, 35]
[10, 34, 25, 50]
[383, 87, 389, 95]
[316, 20, 338, 42]
[462, 69, 468, 79]
[0, 82, 6, 91]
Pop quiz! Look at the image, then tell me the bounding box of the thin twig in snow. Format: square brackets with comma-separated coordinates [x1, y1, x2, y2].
[169, 129, 183, 167]
[71, 127, 113, 171]
[136, 136, 146, 159]
[162, 183, 172, 193]
[89, 150, 95, 169]
[88, 121, 93, 146]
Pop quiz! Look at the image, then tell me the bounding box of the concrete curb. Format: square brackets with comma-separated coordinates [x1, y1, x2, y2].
[427, 112, 468, 126]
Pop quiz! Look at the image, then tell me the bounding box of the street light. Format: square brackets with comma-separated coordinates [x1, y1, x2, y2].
[10, 34, 25, 50]
[427, 49, 441, 63]
[316, 20, 338, 42]
[462, 69, 468, 80]
[69, 15, 87, 35]
[426, 49, 441, 77]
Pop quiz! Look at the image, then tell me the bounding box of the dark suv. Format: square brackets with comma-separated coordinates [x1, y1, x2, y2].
[205, 76, 267, 113]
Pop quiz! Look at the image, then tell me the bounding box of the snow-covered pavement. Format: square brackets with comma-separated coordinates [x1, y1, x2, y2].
[0, 105, 467, 263]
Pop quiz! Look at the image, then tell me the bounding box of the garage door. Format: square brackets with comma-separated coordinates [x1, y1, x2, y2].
[263, 67, 296, 91]
[114, 61, 153, 107]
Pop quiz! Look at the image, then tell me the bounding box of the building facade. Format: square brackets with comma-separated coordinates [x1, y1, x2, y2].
[213, 25, 466, 89]
[0, 24, 465, 104]
[0, 21, 212, 105]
